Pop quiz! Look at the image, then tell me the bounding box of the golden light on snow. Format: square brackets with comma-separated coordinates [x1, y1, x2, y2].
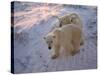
[13, 4, 62, 33]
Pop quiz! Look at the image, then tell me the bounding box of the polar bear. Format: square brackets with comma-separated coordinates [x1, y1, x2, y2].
[44, 24, 81, 59]
[52, 13, 84, 45]
[53, 13, 83, 28]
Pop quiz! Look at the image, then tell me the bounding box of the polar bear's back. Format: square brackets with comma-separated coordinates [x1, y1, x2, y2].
[59, 24, 81, 44]
[60, 24, 81, 33]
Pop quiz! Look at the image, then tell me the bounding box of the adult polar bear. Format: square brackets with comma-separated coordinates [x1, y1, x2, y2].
[52, 13, 84, 45]
[44, 24, 81, 59]
[57, 13, 83, 28]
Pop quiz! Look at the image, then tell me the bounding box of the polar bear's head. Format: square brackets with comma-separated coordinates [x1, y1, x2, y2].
[44, 28, 60, 50]
[55, 13, 81, 27]
[59, 16, 71, 27]
[44, 33, 56, 50]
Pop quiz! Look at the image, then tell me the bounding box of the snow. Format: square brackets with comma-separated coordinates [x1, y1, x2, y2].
[12, 2, 97, 74]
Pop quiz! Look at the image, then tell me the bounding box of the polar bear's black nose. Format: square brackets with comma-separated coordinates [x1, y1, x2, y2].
[48, 46, 51, 50]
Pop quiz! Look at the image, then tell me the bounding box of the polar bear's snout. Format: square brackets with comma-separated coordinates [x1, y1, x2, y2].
[48, 46, 51, 50]
[47, 41, 53, 50]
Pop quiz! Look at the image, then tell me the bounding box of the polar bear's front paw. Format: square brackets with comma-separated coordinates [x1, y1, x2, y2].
[51, 54, 58, 59]
[71, 50, 80, 56]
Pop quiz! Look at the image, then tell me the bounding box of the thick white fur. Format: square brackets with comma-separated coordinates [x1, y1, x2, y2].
[44, 24, 81, 59]
[52, 13, 84, 45]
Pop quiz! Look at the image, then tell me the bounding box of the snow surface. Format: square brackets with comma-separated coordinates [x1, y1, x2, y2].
[12, 2, 97, 73]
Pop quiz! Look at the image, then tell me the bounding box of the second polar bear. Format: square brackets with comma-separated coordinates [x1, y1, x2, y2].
[44, 24, 81, 59]
[53, 13, 83, 28]
[52, 13, 84, 45]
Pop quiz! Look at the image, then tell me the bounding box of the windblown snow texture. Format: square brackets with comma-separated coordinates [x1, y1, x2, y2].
[12, 2, 97, 73]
